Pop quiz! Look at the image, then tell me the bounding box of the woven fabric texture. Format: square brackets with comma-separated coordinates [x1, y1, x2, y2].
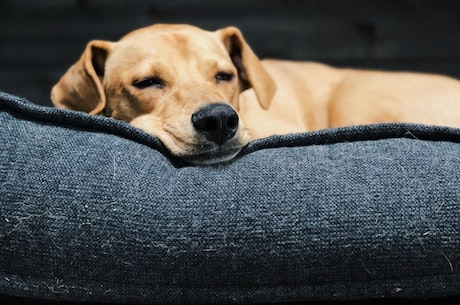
[1, 92, 459, 304]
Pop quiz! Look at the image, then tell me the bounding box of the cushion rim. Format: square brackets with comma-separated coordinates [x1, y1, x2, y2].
[2, 92, 460, 165]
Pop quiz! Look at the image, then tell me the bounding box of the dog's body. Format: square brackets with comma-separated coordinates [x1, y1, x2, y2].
[52, 24, 460, 164]
[242, 61, 460, 139]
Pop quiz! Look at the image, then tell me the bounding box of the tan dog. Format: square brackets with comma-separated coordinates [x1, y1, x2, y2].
[52, 24, 460, 164]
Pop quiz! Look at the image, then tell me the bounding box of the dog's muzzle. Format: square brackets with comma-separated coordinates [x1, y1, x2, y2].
[181, 103, 244, 165]
[191, 103, 239, 145]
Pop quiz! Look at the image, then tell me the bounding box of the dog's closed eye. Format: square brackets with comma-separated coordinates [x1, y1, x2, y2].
[132, 77, 166, 89]
[215, 72, 234, 83]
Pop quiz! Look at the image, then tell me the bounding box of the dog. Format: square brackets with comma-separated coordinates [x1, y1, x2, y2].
[51, 24, 460, 165]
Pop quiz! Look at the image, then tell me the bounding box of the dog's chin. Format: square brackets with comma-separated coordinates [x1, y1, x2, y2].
[157, 130, 250, 165]
[179, 147, 243, 165]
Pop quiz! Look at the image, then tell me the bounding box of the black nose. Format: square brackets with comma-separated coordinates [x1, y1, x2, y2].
[191, 104, 239, 145]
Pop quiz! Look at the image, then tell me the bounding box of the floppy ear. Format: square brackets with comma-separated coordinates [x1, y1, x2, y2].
[216, 26, 277, 109]
[51, 40, 112, 114]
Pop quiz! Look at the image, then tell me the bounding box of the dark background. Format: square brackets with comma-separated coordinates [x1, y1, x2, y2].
[0, 0, 460, 105]
[1, 0, 460, 107]
[1, 1, 460, 304]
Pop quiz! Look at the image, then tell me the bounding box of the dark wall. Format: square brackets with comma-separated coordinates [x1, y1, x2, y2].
[2, 0, 460, 106]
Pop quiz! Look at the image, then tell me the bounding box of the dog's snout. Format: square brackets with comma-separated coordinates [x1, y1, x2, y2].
[192, 104, 239, 145]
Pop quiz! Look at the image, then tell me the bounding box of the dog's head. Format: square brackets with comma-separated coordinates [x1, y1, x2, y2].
[51, 24, 276, 165]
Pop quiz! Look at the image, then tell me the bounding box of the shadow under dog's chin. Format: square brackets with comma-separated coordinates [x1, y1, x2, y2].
[180, 147, 243, 165]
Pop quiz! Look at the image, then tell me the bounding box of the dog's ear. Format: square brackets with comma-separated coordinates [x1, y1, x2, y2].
[51, 40, 112, 114]
[216, 26, 276, 109]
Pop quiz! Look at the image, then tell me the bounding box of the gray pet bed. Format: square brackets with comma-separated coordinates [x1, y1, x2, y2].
[0, 92, 459, 304]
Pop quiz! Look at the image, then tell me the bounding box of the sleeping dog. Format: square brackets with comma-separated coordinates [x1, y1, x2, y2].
[52, 24, 460, 164]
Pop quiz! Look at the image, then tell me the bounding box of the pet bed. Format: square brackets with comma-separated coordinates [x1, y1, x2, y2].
[0, 92, 459, 304]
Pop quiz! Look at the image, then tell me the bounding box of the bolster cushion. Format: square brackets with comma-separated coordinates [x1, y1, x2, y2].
[0, 92, 459, 304]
